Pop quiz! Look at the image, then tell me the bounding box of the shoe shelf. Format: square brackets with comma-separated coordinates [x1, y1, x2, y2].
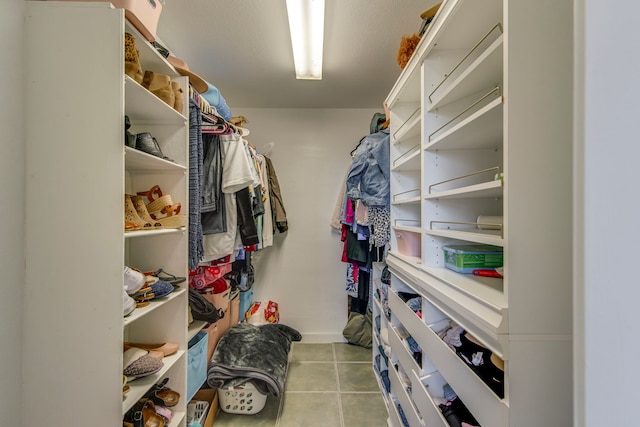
[425, 95, 503, 150]
[383, 0, 574, 424]
[124, 286, 187, 326]
[125, 146, 188, 173]
[122, 350, 186, 412]
[392, 107, 421, 145]
[126, 76, 187, 123]
[386, 0, 456, 107]
[425, 179, 503, 200]
[391, 145, 421, 172]
[426, 27, 503, 112]
[125, 20, 176, 77]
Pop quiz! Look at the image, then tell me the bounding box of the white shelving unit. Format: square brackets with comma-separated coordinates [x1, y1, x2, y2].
[382, 0, 573, 425]
[25, 2, 191, 426]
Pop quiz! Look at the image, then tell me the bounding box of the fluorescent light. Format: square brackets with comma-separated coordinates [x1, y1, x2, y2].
[285, 0, 325, 80]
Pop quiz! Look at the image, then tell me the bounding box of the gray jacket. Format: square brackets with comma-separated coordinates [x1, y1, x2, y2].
[346, 129, 390, 207]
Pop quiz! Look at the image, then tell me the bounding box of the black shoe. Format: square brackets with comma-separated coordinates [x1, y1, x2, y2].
[135, 132, 173, 161]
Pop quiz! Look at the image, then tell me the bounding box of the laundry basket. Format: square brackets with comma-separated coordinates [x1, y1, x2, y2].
[218, 382, 268, 415]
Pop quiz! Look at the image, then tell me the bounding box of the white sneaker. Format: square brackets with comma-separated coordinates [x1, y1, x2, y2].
[123, 286, 136, 317]
[124, 266, 145, 295]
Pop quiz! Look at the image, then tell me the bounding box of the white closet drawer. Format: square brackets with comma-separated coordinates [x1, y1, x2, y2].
[410, 370, 449, 427]
[389, 365, 423, 427]
[415, 311, 508, 426]
[389, 324, 423, 378]
[388, 397, 406, 427]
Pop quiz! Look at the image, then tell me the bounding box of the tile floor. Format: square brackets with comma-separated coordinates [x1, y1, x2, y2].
[211, 342, 389, 427]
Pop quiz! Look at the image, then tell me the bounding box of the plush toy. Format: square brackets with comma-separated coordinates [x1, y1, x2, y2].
[397, 33, 422, 69]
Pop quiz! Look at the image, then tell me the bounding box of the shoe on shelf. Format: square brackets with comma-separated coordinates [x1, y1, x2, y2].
[146, 268, 186, 286]
[124, 398, 166, 427]
[125, 195, 154, 231]
[135, 132, 174, 162]
[124, 266, 146, 295]
[123, 348, 164, 379]
[124, 33, 143, 84]
[142, 70, 175, 109]
[144, 377, 180, 408]
[136, 185, 174, 214]
[130, 195, 162, 229]
[123, 286, 136, 317]
[123, 342, 179, 358]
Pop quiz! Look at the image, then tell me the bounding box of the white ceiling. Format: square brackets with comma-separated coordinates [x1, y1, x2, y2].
[157, 0, 435, 109]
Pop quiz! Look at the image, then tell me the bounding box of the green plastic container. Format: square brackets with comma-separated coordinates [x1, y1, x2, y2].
[443, 244, 503, 274]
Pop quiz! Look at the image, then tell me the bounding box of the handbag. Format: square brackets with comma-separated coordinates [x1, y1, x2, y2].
[188, 288, 223, 323]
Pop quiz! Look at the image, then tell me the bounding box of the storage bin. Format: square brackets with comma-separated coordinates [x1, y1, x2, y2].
[443, 244, 503, 273]
[187, 332, 208, 402]
[203, 284, 230, 312]
[218, 382, 268, 415]
[47, 0, 163, 41]
[189, 389, 219, 427]
[394, 228, 421, 257]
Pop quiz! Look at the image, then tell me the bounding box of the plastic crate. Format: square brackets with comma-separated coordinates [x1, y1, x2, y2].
[218, 382, 267, 415]
[187, 332, 208, 401]
[187, 400, 209, 426]
[442, 244, 503, 273]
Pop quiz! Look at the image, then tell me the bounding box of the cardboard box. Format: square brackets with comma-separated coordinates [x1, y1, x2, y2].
[191, 388, 218, 427]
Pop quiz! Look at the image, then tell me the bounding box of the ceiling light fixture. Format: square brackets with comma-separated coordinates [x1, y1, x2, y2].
[285, 0, 325, 80]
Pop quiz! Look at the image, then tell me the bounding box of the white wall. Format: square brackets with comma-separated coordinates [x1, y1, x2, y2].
[575, 0, 640, 425]
[234, 107, 379, 342]
[1, 0, 23, 425]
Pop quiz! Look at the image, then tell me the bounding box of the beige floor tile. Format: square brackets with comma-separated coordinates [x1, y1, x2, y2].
[334, 343, 372, 362]
[290, 343, 335, 362]
[286, 361, 338, 391]
[337, 362, 380, 392]
[278, 392, 342, 427]
[341, 393, 389, 427]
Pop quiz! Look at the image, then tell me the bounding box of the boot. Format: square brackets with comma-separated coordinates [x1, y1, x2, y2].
[142, 71, 175, 108]
[171, 81, 183, 114]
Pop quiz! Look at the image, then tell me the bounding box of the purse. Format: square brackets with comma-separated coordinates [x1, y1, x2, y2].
[188, 288, 223, 323]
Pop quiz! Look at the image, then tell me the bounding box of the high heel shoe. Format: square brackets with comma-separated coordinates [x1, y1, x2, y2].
[125, 195, 153, 231]
[151, 203, 186, 228]
[136, 185, 174, 215]
[131, 195, 162, 228]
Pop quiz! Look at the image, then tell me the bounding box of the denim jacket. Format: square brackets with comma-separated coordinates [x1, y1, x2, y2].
[346, 129, 390, 207]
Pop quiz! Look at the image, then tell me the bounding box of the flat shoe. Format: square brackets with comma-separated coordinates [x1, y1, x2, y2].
[123, 342, 179, 357]
[123, 348, 164, 379]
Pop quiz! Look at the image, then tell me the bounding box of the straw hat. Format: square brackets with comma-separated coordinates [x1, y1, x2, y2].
[167, 55, 208, 94]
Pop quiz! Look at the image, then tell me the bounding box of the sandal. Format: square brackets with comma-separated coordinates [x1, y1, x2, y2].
[124, 398, 166, 427]
[144, 268, 186, 286]
[136, 185, 174, 214]
[145, 378, 180, 408]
